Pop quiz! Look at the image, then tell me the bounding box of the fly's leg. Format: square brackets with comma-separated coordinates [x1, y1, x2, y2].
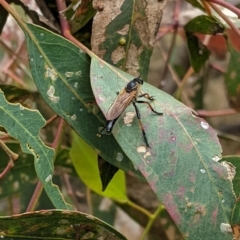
[132, 101, 150, 148]
[138, 93, 154, 100]
[136, 100, 162, 115]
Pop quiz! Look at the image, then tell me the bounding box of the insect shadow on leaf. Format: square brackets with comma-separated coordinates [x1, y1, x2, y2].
[97, 76, 163, 147]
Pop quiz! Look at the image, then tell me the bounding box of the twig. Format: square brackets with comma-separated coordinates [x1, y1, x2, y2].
[206, 0, 240, 18]
[159, 0, 180, 85]
[208, 2, 240, 38]
[0, 139, 19, 178]
[26, 118, 66, 211]
[44, 114, 59, 128]
[196, 108, 238, 117]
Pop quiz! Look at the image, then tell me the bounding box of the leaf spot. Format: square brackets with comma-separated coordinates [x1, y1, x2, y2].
[79, 108, 83, 112]
[220, 223, 232, 233]
[221, 199, 225, 203]
[45, 67, 58, 81]
[65, 71, 74, 78]
[40, 33, 44, 37]
[70, 114, 77, 121]
[47, 86, 60, 103]
[212, 155, 221, 161]
[200, 169, 206, 174]
[75, 70, 82, 76]
[45, 175, 52, 183]
[30, 58, 34, 62]
[144, 151, 151, 159]
[74, 82, 78, 88]
[123, 112, 136, 125]
[116, 152, 123, 162]
[221, 161, 236, 181]
[200, 121, 209, 129]
[137, 146, 146, 153]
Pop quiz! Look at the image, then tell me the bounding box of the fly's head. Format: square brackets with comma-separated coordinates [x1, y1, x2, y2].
[125, 77, 143, 93]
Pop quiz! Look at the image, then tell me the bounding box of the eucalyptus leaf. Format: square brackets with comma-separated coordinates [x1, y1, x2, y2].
[90, 57, 235, 240]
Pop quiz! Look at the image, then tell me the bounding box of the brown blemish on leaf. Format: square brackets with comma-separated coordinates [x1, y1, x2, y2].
[176, 186, 185, 199]
[163, 169, 175, 178]
[195, 204, 206, 215]
[162, 193, 181, 224]
[211, 207, 218, 225]
[212, 163, 227, 179]
[221, 161, 236, 181]
[232, 225, 240, 240]
[189, 172, 196, 183]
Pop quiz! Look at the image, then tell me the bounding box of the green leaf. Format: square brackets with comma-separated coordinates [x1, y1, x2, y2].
[0, 90, 73, 210]
[232, 201, 240, 226]
[70, 131, 128, 202]
[91, 0, 164, 79]
[185, 0, 205, 11]
[185, 32, 210, 73]
[184, 15, 225, 73]
[22, 22, 142, 179]
[189, 76, 204, 109]
[64, 0, 96, 34]
[0, 210, 127, 240]
[184, 15, 225, 35]
[225, 44, 240, 110]
[99, 159, 120, 191]
[0, 4, 8, 34]
[90, 57, 235, 240]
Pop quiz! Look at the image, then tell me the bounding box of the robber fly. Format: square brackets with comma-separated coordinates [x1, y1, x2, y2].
[98, 76, 163, 147]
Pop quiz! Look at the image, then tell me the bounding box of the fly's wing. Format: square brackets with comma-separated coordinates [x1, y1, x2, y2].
[106, 90, 137, 120]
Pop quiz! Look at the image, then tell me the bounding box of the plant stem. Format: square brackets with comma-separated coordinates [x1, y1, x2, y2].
[127, 199, 153, 218]
[139, 204, 165, 240]
[206, 0, 240, 17]
[208, 2, 240, 38]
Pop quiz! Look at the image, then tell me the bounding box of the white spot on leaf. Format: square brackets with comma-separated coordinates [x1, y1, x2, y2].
[144, 151, 151, 159]
[201, 121, 209, 129]
[75, 70, 82, 76]
[45, 68, 58, 81]
[220, 223, 232, 233]
[116, 152, 123, 162]
[123, 112, 136, 125]
[212, 155, 221, 161]
[47, 86, 60, 103]
[65, 72, 74, 77]
[137, 146, 146, 153]
[71, 114, 77, 121]
[45, 175, 52, 183]
[200, 169, 206, 174]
